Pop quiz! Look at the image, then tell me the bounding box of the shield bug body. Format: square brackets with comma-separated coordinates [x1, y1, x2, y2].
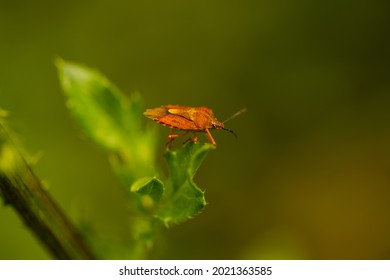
[144, 105, 245, 148]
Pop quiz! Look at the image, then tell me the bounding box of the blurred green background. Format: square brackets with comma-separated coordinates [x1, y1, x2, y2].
[1, 0, 390, 259]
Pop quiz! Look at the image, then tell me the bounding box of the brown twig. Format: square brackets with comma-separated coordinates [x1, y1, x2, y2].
[0, 123, 95, 259]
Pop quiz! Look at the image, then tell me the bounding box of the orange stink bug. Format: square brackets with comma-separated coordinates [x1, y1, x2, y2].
[144, 105, 246, 148]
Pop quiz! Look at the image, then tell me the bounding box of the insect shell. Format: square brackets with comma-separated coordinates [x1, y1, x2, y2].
[143, 105, 237, 148]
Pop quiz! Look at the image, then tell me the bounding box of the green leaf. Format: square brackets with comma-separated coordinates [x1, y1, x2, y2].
[0, 122, 28, 176]
[130, 177, 164, 212]
[55, 58, 157, 183]
[156, 142, 215, 224]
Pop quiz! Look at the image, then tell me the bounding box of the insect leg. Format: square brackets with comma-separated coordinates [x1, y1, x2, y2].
[183, 132, 198, 144]
[167, 129, 189, 148]
[204, 128, 216, 145]
[192, 132, 198, 142]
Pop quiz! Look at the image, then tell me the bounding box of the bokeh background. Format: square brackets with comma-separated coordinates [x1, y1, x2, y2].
[1, 0, 390, 259]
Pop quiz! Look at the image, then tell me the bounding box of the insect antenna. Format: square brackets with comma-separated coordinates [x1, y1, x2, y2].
[220, 108, 246, 139]
[222, 127, 238, 138]
[222, 108, 247, 124]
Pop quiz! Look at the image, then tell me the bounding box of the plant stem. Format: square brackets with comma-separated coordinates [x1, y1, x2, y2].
[0, 124, 95, 259]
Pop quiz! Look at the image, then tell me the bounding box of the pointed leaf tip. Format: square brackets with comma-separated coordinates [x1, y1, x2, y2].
[156, 142, 214, 224]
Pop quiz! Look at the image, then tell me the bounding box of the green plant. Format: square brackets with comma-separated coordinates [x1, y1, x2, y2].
[0, 59, 216, 259]
[55, 59, 215, 258]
